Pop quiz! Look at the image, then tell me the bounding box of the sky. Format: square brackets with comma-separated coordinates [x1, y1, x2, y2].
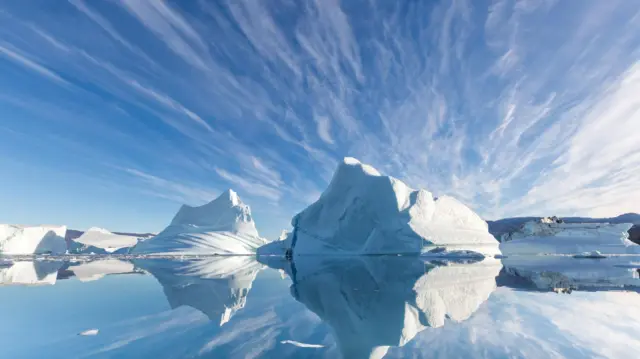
[0, 0, 638, 240]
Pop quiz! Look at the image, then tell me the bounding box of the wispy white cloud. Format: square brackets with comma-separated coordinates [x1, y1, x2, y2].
[125, 168, 219, 205]
[214, 167, 282, 202]
[0, 0, 638, 238]
[0, 43, 69, 85]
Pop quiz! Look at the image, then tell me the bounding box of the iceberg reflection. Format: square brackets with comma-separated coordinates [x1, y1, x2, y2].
[499, 256, 640, 293]
[0, 260, 62, 286]
[269, 256, 501, 358]
[135, 257, 263, 325]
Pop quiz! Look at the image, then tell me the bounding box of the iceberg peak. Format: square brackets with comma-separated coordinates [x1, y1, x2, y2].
[169, 189, 257, 236]
[133, 190, 265, 255]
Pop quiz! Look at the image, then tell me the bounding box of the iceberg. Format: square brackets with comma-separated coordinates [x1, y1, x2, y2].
[260, 157, 499, 257]
[499, 220, 640, 256]
[69, 227, 142, 254]
[277, 256, 500, 358]
[132, 190, 267, 255]
[0, 224, 67, 255]
[136, 257, 263, 325]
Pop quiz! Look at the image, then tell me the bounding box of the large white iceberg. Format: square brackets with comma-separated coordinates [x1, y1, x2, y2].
[261, 157, 499, 257]
[499, 220, 640, 256]
[0, 224, 67, 255]
[69, 227, 143, 254]
[132, 190, 267, 255]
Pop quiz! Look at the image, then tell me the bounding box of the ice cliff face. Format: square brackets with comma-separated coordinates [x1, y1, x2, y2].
[278, 157, 499, 256]
[0, 224, 67, 255]
[133, 190, 266, 255]
[286, 257, 500, 358]
[499, 220, 640, 255]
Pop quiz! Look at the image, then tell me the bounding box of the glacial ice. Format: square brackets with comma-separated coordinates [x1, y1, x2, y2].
[260, 157, 500, 257]
[499, 221, 640, 256]
[0, 224, 67, 255]
[132, 190, 267, 255]
[69, 227, 141, 254]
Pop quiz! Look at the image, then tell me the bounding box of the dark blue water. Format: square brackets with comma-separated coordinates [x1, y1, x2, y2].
[1, 255, 639, 358]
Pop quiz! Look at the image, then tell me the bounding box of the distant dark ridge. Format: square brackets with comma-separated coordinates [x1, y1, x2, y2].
[487, 213, 640, 244]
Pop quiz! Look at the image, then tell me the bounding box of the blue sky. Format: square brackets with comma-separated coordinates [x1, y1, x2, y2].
[0, 0, 638, 240]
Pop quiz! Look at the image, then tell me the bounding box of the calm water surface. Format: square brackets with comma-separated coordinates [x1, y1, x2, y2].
[1, 255, 639, 358]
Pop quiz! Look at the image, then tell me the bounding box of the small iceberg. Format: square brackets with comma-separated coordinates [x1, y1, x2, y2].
[573, 250, 607, 259]
[258, 157, 500, 257]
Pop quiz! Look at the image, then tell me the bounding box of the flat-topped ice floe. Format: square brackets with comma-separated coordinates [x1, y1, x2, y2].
[0, 224, 67, 255]
[259, 157, 500, 257]
[500, 219, 640, 256]
[69, 227, 143, 254]
[132, 190, 267, 255]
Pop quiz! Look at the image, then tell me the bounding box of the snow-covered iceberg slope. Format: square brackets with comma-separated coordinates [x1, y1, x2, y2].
[0, 224, 67, 255]
[69, 227, 143, 254]
[499, 220, 640, 256]
[132, 190, 267, 255]
[281, 256, 500, 358]
[262, 157, 499, 256]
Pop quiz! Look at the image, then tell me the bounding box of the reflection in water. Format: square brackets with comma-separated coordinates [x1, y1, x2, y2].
[136, 257, 263, 325]
[3, 255, 640, 358]
[68, 259, 139, 282]
[499, 256, 640, 293]
[267, 256, 501, 359]
[0, 260, 62, 285]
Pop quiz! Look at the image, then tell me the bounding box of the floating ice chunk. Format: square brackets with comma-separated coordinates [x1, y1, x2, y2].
[573, 250, 607, 259]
